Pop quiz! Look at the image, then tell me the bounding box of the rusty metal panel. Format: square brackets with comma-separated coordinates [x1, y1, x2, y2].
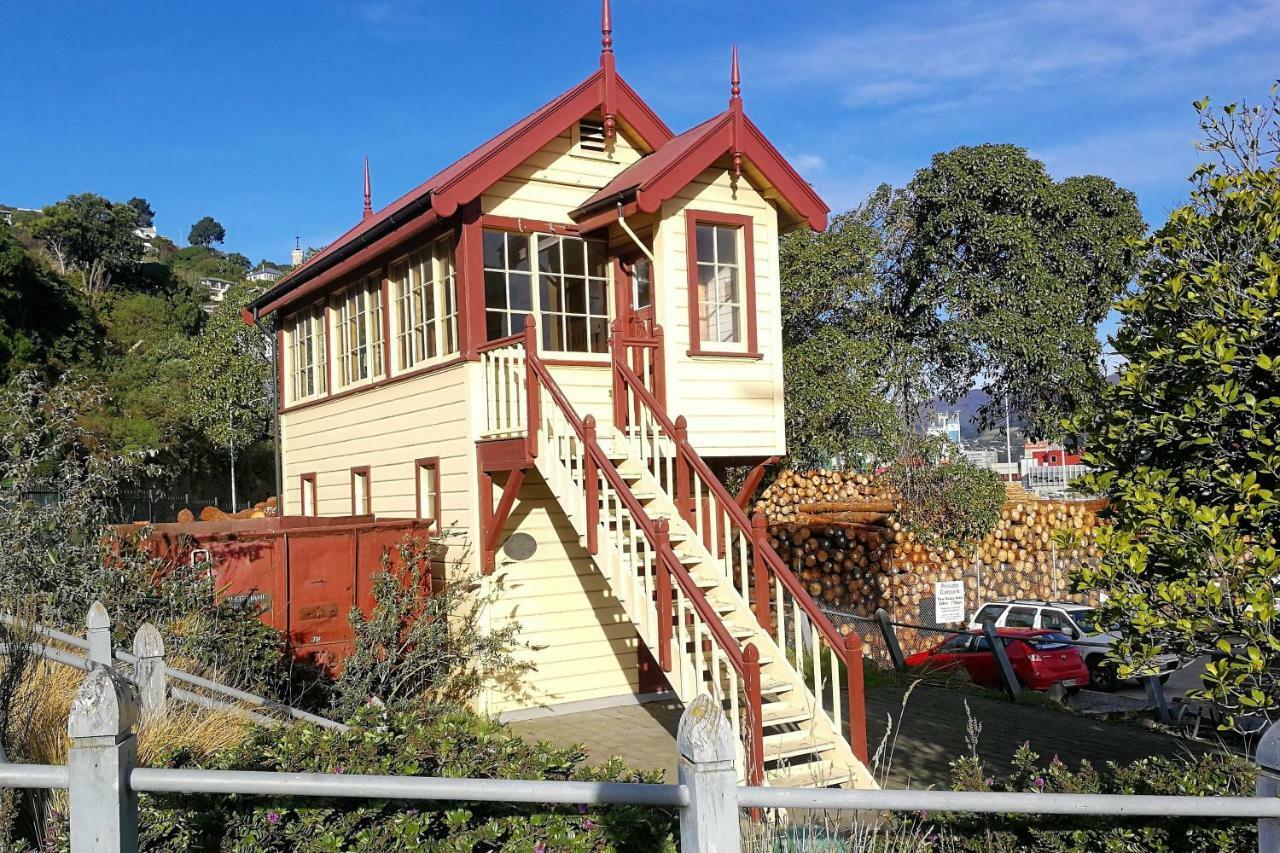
[286, 531, 356, 670]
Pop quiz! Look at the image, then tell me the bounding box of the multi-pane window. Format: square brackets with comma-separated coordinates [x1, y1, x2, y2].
[537, 234, 609, 352]
[393, 237, 458, 371]
[416, 458, 440, 526]
[483, 230, 609, 352]
[334, 275, 384, 387]
[288, 303, 327, 402]
[695, 223, 742, 345]
[631, 258, 653, 311]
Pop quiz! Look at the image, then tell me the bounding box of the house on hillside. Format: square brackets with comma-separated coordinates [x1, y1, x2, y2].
[247, 264, 285, 283]
[199, 276, 235, 313]
[245, 2, 871, 790]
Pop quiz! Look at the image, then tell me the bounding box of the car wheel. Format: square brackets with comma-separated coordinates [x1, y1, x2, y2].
[1087, 656, 1119, 691]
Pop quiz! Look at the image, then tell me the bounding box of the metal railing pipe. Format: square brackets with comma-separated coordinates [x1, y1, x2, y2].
[0, 763, 69, 789]
[737, 786, 1280, 818]
[130, 768, 689, 808]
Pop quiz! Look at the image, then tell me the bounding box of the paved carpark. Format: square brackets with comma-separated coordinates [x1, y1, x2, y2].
[507, 684, 1208, 789]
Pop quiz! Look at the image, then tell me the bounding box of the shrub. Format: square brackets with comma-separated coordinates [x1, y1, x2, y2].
[933, 745, 1257, 852]
[889, 448, 1006, 548]
[328, 534, 531, 719]
[133, 705, 678, 852]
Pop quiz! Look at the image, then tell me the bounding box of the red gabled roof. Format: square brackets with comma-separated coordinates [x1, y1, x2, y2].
[570, 109, 829, 232]
[250, 68, 673, 317]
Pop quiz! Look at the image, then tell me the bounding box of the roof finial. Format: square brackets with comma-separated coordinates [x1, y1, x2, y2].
[601, 0, 613, 56]
[362, 154, 372, 219]
[730, 44, 741, 103]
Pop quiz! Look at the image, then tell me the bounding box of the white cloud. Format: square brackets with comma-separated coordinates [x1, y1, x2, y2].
[790, 152, 828, 176]
[762, 0, 1280, 109]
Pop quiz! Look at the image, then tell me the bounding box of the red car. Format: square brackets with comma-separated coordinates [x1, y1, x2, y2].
[904, 628, 1090, 691]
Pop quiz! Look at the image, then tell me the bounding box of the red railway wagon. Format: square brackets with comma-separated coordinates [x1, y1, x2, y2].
[133, 515, 432, 671]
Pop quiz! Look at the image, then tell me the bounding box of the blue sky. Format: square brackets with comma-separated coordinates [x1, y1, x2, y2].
[3, 0, 1276, 281]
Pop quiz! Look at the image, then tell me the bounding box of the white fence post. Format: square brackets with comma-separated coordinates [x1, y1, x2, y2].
[86, 601, 112, 668]
[68, 665, 140, 853]
[132, 623, 167, 721]
[1257, 720, 1280, 852]
[677, 694, 740, 852]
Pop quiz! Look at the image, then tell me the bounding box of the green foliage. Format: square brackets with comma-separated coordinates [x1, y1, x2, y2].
[177, 281, 273, 456]
[127, 196, 155, 229]
[1073, 87, 1280, 728]
[29, 193, 144, 303]
[939, 745, 1256, 851]
[780, 193, 900, 467]
[0, 223, 97, 382]
[187, 216, 226, 248]
[331, 537, 531, 720]
[890, 144, 1144, 436]
[888, 448, 1006, 547]
[135, 706, 677, 852]
[0, 373, 291, 698]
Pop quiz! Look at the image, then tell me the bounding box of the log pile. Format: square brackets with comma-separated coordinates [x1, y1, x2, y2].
[178, 496, 278, 523]
[756, 470, 1103, 656]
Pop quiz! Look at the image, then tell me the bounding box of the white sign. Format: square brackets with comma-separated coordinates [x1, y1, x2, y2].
[934, 580, 966, 624]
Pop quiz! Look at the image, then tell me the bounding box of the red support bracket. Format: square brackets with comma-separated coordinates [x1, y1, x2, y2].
[481, 468, 526, 574]
[736, 455, 779, 511]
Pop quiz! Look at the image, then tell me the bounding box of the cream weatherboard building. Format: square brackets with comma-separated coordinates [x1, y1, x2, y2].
[247, 4, 873, 790]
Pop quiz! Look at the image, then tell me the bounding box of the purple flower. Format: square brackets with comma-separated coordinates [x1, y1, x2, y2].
[266, 811, 281, 824]
[535, 844, 546, 853]
[582, 818, 596, 831]
[1033, 777, 1045, 789]
[577, 803, 589, 814]
[984, 777, 995, 786]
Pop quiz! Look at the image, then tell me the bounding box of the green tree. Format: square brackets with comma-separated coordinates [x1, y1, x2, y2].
[29, 193, 143, 303]
[1075, 87, 1280, 728]
[780, 189, 900, 467]
[889, 144, 1145, 436]
[179, 281, 273, 503]
[187, 216, 226, 248]
[126, 196, 154, 228]
[0, 224, 97, 382]
[226, 251, 250, 271]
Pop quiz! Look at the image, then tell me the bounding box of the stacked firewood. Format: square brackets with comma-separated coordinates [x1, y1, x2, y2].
[756, 471, 1101, 645]
[175, 496, 278, 523]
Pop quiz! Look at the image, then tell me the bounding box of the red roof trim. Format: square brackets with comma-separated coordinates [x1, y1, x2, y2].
[570, 111, 829, 232]
[252, 69, 674, 317]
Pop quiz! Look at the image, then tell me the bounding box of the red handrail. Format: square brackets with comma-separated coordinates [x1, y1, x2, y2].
[524, 351, 747, 672]
[612, 356, 868, 761]
[476, 332, 523, 353]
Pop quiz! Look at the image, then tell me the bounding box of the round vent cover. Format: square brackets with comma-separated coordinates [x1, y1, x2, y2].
[502, 532, 537, 561]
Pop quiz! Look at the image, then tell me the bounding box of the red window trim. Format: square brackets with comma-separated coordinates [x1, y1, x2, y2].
[299, 472, 317, 517]
[415, 457, 442, 528]
[683, 209, 759, 358]
[350, 465, 372, 516]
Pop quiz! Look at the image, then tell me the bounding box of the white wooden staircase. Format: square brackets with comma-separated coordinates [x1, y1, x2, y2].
[479, 324, 874, 789]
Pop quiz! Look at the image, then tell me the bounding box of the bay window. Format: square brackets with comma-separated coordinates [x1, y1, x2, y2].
[483, 230, 610, 353]
[287, 302, 327, 403]
[333, 274, 384, 387]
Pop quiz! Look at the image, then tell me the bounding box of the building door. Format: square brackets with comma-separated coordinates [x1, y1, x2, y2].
[617, 256, 664, 407]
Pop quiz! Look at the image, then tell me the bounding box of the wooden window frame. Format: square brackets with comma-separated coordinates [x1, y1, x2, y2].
[481, 228, 612, 358]
[285, 302, 328, 404]
[299, 472, 317, 517]
[684, 209, 760, 359]
[332, 274, 385, 389]
[350, 465, 371, 516]
[415, 457, 442, 528]
[391, 236, 459, 375]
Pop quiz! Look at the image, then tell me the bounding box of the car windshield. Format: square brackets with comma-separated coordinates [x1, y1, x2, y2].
[1024, 633, 1073, 650]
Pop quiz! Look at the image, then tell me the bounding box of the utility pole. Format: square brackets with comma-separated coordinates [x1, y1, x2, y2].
[1004, 393, 1013, 482]
[228, 401, 237, 512]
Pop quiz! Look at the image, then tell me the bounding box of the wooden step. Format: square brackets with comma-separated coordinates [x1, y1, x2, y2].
[763, 731, 834, 762]
[675, 550, 702, 568]
[761, 701, 812, 728]
[767, 760, 853, 789]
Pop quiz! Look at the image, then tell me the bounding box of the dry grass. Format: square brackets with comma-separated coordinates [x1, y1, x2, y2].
[8, 661, 254, 767]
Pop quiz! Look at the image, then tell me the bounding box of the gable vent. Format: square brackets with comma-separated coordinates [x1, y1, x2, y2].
[577, 119, 607, 153]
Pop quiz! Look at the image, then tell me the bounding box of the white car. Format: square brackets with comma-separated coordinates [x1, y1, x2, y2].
[968, 599, 1178, 691]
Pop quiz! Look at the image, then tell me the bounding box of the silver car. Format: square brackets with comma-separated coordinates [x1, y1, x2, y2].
[968, 599, 1179, 691]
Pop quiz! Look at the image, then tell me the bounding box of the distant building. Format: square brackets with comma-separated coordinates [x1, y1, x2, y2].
[199, 277, 235, 314]
[1023, 441, 1082, 467]
[926, 411, 963, 448]
[247, 265, 285, 283]
[0, 204, 38, 225]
